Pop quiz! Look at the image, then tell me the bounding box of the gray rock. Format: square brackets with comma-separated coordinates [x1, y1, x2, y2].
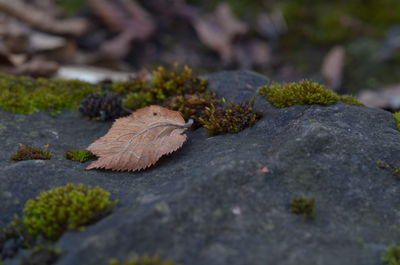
[1, 71, 400, 265]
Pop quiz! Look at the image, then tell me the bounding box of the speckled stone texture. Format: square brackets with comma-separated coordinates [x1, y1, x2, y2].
[1, 71, 400, 265]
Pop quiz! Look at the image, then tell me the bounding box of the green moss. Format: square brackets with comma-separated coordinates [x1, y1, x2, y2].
[108, 255, 182, 265]
[22, 184, 117, 240]
[339, 95, 364, 106]
[259, 80, 339, 108]
[64, 150, 94, 163]
[198, 98, 262, 135]
[377, 160, 391, 169]
[10, 144, 53, 161]
[111, 80, 148, 95]
[0, 74, 100, 115]
[393, 113, 400, 131]
[20, 244, 60, 265]
[375, 160, 400, 179]
[290, 197, 315, 219]
[118, 65, 208, 111]
[382, 245, 400, 265]
[0, 66, 207, 116]
[393, 168, 400, 177]
[164, 92, 219, 126]
[122, 92, 156, 111]
[150, 65, 208, 101]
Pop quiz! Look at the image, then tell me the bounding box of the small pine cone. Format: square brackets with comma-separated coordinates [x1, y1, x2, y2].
[79, 92, 122, 121]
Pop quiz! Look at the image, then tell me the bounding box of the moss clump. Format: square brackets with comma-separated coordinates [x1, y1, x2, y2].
[117, 65, 208, 112]
[393, 113, 400, 131]
[259, 80, 340, 108]
[164, 92, 219, 126]
[0, 74, 100, 115]
[111, 80, 148, 95]
[150, 65, 208, 101]
[393, 168, 400, 178]
[382, 245, 400, 265]
[20, 244, 60, 265]
[198, 98, 262, 135]
[290, 197, 315, 219]
[22, 184, 117, 240]
[377, 160, 391, 169]
[338, 95, 364, 106]
[64, 150, 94, 163]
[108, 255, 182, 265]
[375, 160, 400, 179]
[122, 92, 155, 111]
[10, 144, 53, 161]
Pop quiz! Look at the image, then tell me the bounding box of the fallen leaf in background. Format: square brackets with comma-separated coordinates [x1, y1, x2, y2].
[321, 46, 345, 91]
[0, 0, 89, 35]
[358, 85, 400, 111]
[13, 58, 59, 77]
[88, 0, 155, 61]
[192, 3, 248, 63]
[0, 40, 59, 77]
[86, 105, 192, 171]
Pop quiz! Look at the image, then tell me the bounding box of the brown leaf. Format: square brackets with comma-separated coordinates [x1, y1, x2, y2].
[192, 3, 248, 62]
[86, 105, 191, 171]
[358, 85, 400, 111]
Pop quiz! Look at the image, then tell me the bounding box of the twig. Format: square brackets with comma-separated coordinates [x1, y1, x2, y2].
[86, 0, 126, 32]
[0, 0, 90, 36]
[87, 0, 156, 61]
[87, 0, 155, 37]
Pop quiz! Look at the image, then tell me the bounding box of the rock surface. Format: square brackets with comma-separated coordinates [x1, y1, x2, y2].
[1, 71, 400, 265]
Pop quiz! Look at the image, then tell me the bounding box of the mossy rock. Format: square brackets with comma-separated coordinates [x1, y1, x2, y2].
[1, 71, 400, 265]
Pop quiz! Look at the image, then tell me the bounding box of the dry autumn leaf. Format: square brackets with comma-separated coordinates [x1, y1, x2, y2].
[86, 105, 192, 171]
[192, 3, 248, 63]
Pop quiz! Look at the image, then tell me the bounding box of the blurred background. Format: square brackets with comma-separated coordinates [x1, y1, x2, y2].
[1, 0, 400, 110]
